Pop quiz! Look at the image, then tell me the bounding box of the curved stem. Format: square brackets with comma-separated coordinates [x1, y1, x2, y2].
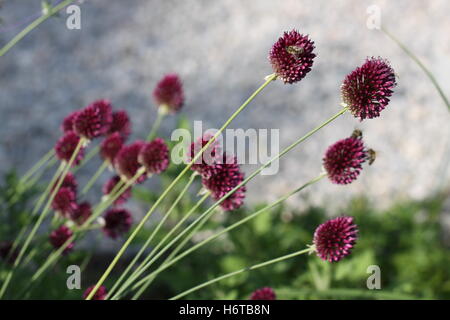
[0, 0, 75, 57]
[128, 174, 325, 297]
[146, 109, 167, 141]
[86, 74, 277, 300]
[106, 172, 198, 298]
[170, 247, 314, 300]
[81, 160, 108, 195]
[110, 191, 210, 300]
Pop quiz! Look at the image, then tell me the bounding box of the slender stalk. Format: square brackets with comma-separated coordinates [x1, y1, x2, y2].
[111, 192, 210, 300]
[73, 145, 100, 173]
[117, 107, 347, 297]
[107, 172, 198, 298]
[147, 109, 167, 141]
[19, 149, 55, 186]
[0, 138, 85, 298]
[170, 247, 314, 300]
[128, 174, 325, 297]
[81, 160, 108, 195]
[0, 0, 75, 57]
[86, 74, 278, 300]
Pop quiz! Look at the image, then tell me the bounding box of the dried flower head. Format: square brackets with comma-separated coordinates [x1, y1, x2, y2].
[114, 140, 146, 183]
[103, 208, 133, 239]
[83, 285, 107, 300]
[323, 131, 373, 185]
[70, 202, 92, 225]
[52, 187, 77, 217]
[100, 133, 124, 164]
[49, 225, 74, 254]
[54, 131, 85, 166]
[189, 133, 222, 179]
[202, 154, 246, 211]
[153, 73, 184, 113]
[102, 175, 132, 206]
[138, 138, 169, 174]
[61, 111, 79, 133]
[108, 110, 131, 140]
[342, 57, 397, 120]
[313, 216, 358, 262]
[73, 99, 113, 140]
[250, 287, 276, 300]
[269, 29, 316, 84]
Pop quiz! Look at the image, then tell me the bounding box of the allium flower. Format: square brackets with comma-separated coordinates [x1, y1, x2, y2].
[313, 216, 358, 262]
[269, 29, 316, 84]
[250, 287, 276, 300]
[103, 208, 133, 239]
[102, 175, 132, 206]
[108, 110, 131, 140]
[49, 225, 74, 254]
[202, 154, 246, 211]
[138, 138, 169, 174]
[54, 131, 85, 166]
[153, 73, 184, 113]
[73, 99, 113, 140]
[323, 131, 373, 185]
[70, 202, 92, 225]
[83, 285, 107, 300]
[100, 133, 124, 164]
[342, 57, 397, 120]
[0, 241, 18, 264]
[114, 141, 146, 183]
[52, 187, 77, 217]
[61, 111, 79, 133]
[51, 172, 78, 194]
[189, 133, 222, 179]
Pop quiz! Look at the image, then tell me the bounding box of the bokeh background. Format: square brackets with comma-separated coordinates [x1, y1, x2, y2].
[1, 0, 450, 300]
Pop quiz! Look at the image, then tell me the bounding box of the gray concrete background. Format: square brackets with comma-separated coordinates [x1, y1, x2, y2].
[1, 0, 449, 215]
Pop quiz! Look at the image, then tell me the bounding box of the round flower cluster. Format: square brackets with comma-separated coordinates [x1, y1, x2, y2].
[83, 285, 107, 300]
[250, 287, 276, 300]
[153, 73, 184, 113]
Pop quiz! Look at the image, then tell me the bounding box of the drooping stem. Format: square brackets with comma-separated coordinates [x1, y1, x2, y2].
[107, 172, 198, 298]
[170, 247, 314, 300]
[110, 191, 210, 300]
[86, 74, 278, 300]
[128, 174, 326, 297]
[81, 160, 109, 195]
[0, 0, 75, 57]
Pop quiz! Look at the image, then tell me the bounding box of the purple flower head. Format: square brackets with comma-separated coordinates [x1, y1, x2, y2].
[70, 202, 92, 226]
[138, 138, 170, 174]
[202, 154, 246, 211]
[313, 216, 358, 262]
[250, 287, 276, 300]
[54, 131, 85, 166]
[61, 110, 79, 133]
[189, 133, 222, 179]
[0, 241, 19, 265]
[153, 73, 184, 113]
[103, 208, 133, 239]
[108, 110, 131, 140]
[100, 133, 124, 164]
[73, 99, 113, 140]
[102, 175, 132, 206]
[51, 172, 78, 194]
[114, 140, 146, 183]
[269, 29, 316, 84]
[49, 225, 74, 254]
[323, 130, 374, 185]
[51, 187, 77, 217]
[83, 285, 107, 300]
[342, 57, 397, 120]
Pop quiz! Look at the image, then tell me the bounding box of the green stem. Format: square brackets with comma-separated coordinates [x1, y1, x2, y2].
[170, 247, 314, 300]
[81, 160, 109, 195]
[146, 109, 167, 141]
[19, 149, 55, 186]
[0, 0, 75, 57]
[129, 174, 326, 297]
[107, 172, 198, 299]
[110, 192, 210, 300]
[74, 145, 100, 173]
[0, 137, 85, 298]
[86, 74, 277, 300]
